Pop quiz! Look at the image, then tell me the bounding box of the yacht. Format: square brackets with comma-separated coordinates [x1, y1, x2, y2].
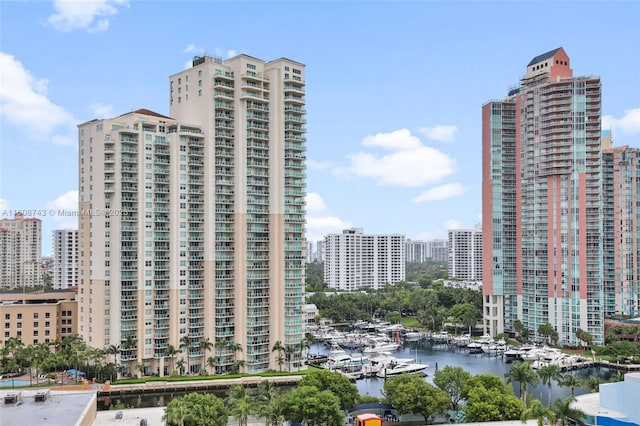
[362, 335, 401, 354]
[467, 334, 493, 350]
[481, 339, 508, 355]
[375, 357, 429, 378]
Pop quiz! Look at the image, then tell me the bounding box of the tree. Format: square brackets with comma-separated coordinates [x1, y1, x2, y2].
[463, 374, 524, 422]
[384, 373, 451, 424]
[559, 373, 580, 396]
[537, 364, 562, 406]
[164, 392, 228, 426]
[271, 340, 285, 372]
[179, 336, 192, 374]
[215, 339, 228, 374]
[538, 323, 558, 345]
[299, 369, 359, 411]
[207, 356, 217, 375]
[226, 385, 252, 426]
[521, 399, 555, 426]
[583, 375, 601, 393]
[505, 361, 538, 406]
[165, 344, 180, 374]
[552, 396, 587, 426]
[433, 366, 472, 410]
[575, 328, 593, 349]
[176, 358, 185, 376]
[253, 379, 283, 426]
[199, 338, 214, 374]
[279, 385, 343, 426]
[283, 344, 296, 372]
[513, 320, 524, 341]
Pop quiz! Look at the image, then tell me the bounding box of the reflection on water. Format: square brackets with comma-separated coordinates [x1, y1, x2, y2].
[99, 340, 614, 410]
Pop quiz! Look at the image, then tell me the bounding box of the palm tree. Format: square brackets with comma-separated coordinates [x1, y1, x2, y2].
[179, 335, 192, 375]
[537, 364, 562, 406]
[228, 342, 243, 364]
[505, 361, 538, 406]
[271, 340, 284, 372]
[175, 358, 186, 376]
[199, 338, 214, 374]
[226, 384, 252, 426]
[215, 339, 228, 374]
[583, 375, 601, 393]
[521, 399, 556, 426]
[552, 396, 587, 426]
[164, 397, 192, 426]
[283, 344, 295, 372]
[165, 344, 180, 375]
[559, 373, 580, 396]
[253, 379, 282, 426]
[207, 356, 217, 374]
[232, 359, 246, 374]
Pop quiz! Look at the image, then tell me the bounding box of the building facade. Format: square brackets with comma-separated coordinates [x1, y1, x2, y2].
[52, 229, 79, 290]
[429, 239, 449, 263]
[0, 213, 42, 290]
[448, 226, 483, 280]
[324, 228, 405, 291]
[483, 48, 604, 344]
[78, 54, 306, 375]
[602, 144, 640, 318]
[1, 290, 77, 345]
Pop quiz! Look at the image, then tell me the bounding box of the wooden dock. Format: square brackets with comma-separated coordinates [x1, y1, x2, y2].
[98, 375, 303, 397]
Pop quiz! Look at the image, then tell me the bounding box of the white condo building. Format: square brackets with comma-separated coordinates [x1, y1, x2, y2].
[448, 226, 483, 280]
[0, 213, 42, 290]
[78, 53, 306, 375]
[324, 228, 405, 291]
[52, 229, 79, 289]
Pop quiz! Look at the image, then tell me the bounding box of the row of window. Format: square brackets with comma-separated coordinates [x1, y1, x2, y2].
[4, 312, 51, 320]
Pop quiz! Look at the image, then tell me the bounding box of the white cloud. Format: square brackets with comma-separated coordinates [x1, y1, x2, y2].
[47, 0, 128, 33]
[445, 219, 462, 230]
[335, 129, 455, 187]
[362, 129, 421, 151]
[602, 108, 640, 135]
[213, 48, 237, 59]
[0, 52, 77, 145]
[184, 44, 204, 55]
[305, 193, 351, 241]
[90, 102, 114, 119]
[307, 216, 352, 242]
[418, 125, 458, 143]
[45, 190, 79, 229]
[0, 198, 9, 213]
[306, 192, 326, 213]
[307, 160, 335, 171]
[412, 183, 464, 203]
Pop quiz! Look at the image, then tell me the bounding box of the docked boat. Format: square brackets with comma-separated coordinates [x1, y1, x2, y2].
[362, 335, 401, 354]
[375, 357, 429, 378]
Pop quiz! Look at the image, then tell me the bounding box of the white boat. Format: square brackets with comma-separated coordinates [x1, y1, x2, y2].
[362, 335, 401, 354]
[403, 331, 423, 341]
[375, 357, 429, 378]
[481, 339, 507, 354]
[467, 334, 493, 349]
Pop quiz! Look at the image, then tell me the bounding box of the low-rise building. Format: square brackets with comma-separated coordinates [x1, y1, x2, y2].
[0, 290, 77, 345]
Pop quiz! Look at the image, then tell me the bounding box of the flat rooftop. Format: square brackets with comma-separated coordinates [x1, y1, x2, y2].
[0, 390, 95, 426]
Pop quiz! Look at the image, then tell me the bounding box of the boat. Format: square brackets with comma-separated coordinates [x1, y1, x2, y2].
[481, 339, 507, 355]
[403, 331, 423, 341]
[375, 357, 429, 378]
[362, 336, 401, 354]
[467, 334, 493, 349]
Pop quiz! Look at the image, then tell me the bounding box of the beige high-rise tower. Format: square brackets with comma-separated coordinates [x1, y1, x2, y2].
[78, 53, 306, 375]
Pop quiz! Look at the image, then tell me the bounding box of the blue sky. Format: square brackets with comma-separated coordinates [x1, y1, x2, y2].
[1, 1, 639, 255]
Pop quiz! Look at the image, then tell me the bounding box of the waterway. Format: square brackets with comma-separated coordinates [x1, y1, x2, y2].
[98, 340, 614, 410]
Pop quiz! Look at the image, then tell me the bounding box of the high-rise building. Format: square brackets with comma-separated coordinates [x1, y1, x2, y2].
[0, 213, 42, 290]
[448, 226, 482, 280]
[429, 239, 449, 263]
[316, 240, 325, 263]
[52, 229, 79, 289]
[79, 53, 306, 375]
[324, 228, 405, 291]
[602, 143, 640, 318]
[405, 239, 430, 263]
[483, 48, 604, 344]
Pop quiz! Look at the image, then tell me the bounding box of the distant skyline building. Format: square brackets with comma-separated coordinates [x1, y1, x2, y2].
[324, 228, 405, 291]
[429, 239, 449, 263]
[316, 240, 325, 263]
[52, 229, 79, 289]
[0, 213, 42, 290]
[448, 226, 482, 280]
[483, 47, 605, 344]
[79, 53, 306, 375]
[405, 239, 449, 263]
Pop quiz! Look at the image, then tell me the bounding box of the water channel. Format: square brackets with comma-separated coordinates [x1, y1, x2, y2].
[99, 340, 613, 410]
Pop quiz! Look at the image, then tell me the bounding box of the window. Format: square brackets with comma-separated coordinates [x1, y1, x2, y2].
[33, 322, 39, 328]
[17, 322, 22, 329]
[4, 314, 8, 320]
[33, 313, 39, 319]
[17, 313, 22, 319]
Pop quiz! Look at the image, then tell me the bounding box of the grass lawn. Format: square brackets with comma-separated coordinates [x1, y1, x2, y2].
[400, 317, 421, 327]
